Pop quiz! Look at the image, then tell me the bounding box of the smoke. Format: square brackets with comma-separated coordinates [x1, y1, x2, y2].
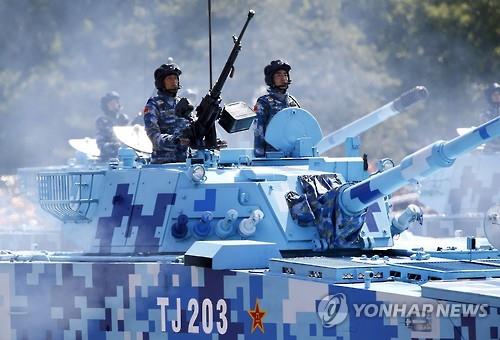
[0, 0, 406, 172]
[1, 0, 496, 171]
[342, 0, 499, 161]
[0, 0, 496, 245]
[0, 175, 60, 250]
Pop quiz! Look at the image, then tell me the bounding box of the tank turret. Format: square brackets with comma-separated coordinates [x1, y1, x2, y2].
[34, 105, 500, 254]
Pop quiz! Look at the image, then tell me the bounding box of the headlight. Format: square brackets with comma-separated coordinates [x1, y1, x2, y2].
[189, 165, 206, 183]
[376, 158, 395, 172]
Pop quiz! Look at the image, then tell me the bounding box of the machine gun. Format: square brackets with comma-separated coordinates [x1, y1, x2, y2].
[187, 10, 256, 148]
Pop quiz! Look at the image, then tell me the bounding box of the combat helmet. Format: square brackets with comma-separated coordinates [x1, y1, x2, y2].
[485, 82, 500, 105]
[154, 63, 182, 91]
[264, 59, 292, 88]
[100, 91, 120, 112]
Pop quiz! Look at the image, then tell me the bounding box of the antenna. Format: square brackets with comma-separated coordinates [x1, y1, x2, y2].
[208, 0, 213, 90]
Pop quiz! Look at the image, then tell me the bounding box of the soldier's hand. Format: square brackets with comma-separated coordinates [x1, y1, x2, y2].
[216, 138, 228, 149]
[175, 98, 194, 118]
[179, 138, 191, 146]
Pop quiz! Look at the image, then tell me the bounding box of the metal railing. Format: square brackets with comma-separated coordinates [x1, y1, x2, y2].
[37, 170, 105, 222]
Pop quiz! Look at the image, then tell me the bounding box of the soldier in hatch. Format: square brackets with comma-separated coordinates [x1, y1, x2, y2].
[253, 59, 301, 157]
[480, 82, 500, 152]
[480, 82, 500, 123]
[143, 63, 195, 163]
[95, 91, 129, 161]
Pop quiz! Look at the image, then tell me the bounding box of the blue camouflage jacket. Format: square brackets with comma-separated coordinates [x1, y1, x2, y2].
[253, 88, 300, 157]
[95, 112, 129, 161]
[143, 90, 193, 163]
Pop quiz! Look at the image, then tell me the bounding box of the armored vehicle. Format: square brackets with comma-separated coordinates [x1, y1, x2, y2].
[1, 10, 500, 340]
[416, 133, 500, 238]
[2, 91, 500, 339]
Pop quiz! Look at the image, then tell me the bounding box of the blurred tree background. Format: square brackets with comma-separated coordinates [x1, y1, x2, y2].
[0, 0, 498, 173]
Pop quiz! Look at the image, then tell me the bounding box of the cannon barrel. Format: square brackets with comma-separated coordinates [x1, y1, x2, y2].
[316, 86, 429, 155]
[339, 115, 500, 216]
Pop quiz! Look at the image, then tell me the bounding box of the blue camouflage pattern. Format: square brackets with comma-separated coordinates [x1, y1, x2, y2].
[253, 88, 300, 157]
[0, 259, 499, 339]
[35, 112, 500, 256]
[416, 152, 500, 237]
[143, 90, 193, 163]
[95, 112, 129, 161]
[287, 174, 366, 248]
[8, 95, 500, 339]
[95, 183, 177, 254]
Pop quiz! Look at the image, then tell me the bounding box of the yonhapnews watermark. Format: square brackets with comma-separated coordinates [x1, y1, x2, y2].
[317, 294, 489, 327]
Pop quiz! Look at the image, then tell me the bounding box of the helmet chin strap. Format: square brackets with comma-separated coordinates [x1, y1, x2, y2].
[271, 83, 288, 92]
[163, 84, 181, 96]
[105, 108, 119, 116]
[105, 103, 122, 115]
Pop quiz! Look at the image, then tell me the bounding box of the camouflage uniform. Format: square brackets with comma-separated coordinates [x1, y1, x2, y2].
[95, 111, 129, 161]
[253, 88, 300, 157]
[143, 90, 193, 163]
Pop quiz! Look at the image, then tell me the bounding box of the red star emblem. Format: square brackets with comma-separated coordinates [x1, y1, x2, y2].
[248, 299, 266, 333]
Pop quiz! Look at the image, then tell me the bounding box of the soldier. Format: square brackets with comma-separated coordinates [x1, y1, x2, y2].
[253, 59, 300, 157]
[130, 111, 145, 126]
[480, 82, 500, 152]
[480, 82, 500, 122]
[95, 91, 129, 161]
[143, 63, 194, 163]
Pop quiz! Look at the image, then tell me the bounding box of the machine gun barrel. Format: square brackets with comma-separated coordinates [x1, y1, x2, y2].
[211, 10, 254, 100]
[339, 115, 500, 216]
[316, 86, 429, 155]
[195, 10, 255, 133]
